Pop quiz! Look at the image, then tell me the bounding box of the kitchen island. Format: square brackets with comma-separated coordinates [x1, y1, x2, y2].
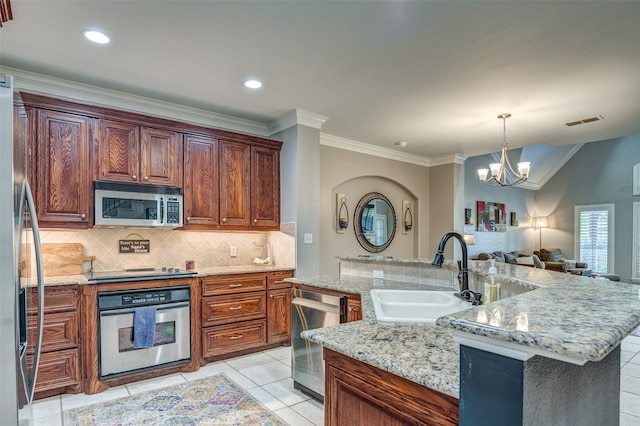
[287, 257, 640, 426]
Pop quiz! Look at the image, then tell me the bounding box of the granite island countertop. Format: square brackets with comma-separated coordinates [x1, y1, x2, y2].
[34, 264, 295, 287]
[287, 260, 640, 399]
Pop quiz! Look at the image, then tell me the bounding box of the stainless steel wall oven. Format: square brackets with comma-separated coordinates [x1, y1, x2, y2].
[97, 286, 191, 379]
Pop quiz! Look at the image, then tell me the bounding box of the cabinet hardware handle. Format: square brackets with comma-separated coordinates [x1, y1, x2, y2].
[348, 307, 352, 311]
[186, 217, 191, 222]
[222, 217, 227, 223]
[229, 335, 243, 340]
[269, 294, 274, 298]
[80, 213, 86, 219]
[143, 176, 149, 181]
[229, 284, 242, 288]
[253, 218, 257, 223]
[132, 175, 137, 180]
[229, 306, 243, 311]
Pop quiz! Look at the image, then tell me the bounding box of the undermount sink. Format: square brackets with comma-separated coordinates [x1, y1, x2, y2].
[370, 289, 472, 324]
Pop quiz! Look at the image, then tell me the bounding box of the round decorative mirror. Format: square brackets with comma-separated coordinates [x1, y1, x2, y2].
[354, 192, 396, 253]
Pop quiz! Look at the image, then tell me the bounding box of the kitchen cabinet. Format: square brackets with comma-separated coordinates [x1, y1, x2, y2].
[200, 270, 294, 361]
[219, 140, 281, 230]
[266, 271, 294, 344]
[33, 109, 92, 228]
[201, 273, 267, 359]
[96, 119, 183, 187]
[324, 348, 459, 426]
[183, 133, 219, 228]
[26, 285, 82, 400]
[219, 140, 251, 227]
[251, 145, 280, 228]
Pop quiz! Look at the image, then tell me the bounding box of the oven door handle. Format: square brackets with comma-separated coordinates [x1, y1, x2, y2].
[99, 302, 190, 317]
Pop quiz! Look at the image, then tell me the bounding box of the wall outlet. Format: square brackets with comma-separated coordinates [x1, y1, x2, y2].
[304, 233, 313, 244]
[373, 270, 384, 279]
[230, 246, 237, 257]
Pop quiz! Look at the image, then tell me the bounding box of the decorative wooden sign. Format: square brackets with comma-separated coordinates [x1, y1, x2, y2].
[119, 239, 150, 254]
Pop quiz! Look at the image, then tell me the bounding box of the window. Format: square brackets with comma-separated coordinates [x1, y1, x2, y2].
[574, 204, 614, 274]
[633, 202, 640, 282]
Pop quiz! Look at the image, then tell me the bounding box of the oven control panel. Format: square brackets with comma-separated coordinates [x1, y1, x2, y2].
[98, 286, 190, 310]
[122, 291, 170, 305]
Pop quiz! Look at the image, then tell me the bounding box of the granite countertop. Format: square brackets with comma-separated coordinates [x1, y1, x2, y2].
[287, 261, 640, 399]
[36, 265, 295, 287]
[288, 274, 462, 398]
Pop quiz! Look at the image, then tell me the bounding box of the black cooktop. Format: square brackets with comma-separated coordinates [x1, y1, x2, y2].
[86, 267, 197, 283]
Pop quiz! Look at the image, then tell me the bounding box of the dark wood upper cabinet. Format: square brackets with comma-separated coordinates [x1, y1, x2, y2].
[251, 146, 280, 229]
[183, 134, 219, 228]
[96, 119, 138, 183]
[140, 127, 182, 187]
[35, 109, 92, 228]
[97, 121, 182, 187]
[219, 140, 251, 227]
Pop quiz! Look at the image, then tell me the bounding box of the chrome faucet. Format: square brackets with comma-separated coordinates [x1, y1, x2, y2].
[432, 232, 481, 304]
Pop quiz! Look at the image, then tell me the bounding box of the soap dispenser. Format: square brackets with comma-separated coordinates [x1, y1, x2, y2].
[484, 259, 499, 303]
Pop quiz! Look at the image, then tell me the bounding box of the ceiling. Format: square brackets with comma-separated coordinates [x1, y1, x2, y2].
[1, 1, 640, 162]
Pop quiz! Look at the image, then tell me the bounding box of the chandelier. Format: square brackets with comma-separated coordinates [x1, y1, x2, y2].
[477, 113, 530, 187]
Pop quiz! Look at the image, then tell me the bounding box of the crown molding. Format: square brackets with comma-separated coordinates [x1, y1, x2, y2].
[268, 109, 329, 135]
[1, 66, 270, 136]
[320, 133, 434, 167]
[430, 153, 467, 167]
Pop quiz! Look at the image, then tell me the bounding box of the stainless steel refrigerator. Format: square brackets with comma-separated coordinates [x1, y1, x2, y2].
[1, 74, 45, 422]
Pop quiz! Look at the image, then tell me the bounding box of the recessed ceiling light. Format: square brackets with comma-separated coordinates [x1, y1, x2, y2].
[82, 29, 110, 44]
[244, 79, 262, 89]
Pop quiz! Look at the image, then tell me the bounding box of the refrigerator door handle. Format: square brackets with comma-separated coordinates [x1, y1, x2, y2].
[18, 179, 44, 404]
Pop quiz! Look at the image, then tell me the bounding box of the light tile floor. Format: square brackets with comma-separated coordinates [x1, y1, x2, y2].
[18, 335, 640, 426]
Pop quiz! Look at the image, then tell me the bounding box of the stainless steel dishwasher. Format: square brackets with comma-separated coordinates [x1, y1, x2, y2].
[291, 288, 347, 401]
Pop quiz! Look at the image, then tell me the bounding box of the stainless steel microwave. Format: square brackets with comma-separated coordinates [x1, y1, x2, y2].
[94, 181, 184, 228]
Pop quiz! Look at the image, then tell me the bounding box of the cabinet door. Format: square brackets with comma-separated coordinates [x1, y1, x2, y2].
[140, 127, 183, 187]
[251, 146, 280, 228]
[96, 119, 139, 183]
[36, 110, 91, 228]
[347, 298, 362, 322]
[219, 140, 251, 227]
[183, 134, 219, 228]
[267, 288, 291, 344]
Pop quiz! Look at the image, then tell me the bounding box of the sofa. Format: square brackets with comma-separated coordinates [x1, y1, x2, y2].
[533, 248, 589, 274]
[474, 250, 545, 269]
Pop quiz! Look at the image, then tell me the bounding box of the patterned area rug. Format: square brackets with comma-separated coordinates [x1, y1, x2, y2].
[63, 374, 287, 426]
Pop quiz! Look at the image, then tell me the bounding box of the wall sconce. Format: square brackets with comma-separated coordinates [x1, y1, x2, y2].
[464, 208, 474, 225]
[336, 193, 348, 234]
[402, 200, 413, 234]
[463, 234, 475, 245]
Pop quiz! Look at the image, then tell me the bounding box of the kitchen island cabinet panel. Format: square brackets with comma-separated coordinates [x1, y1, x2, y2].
[34, 109, 92, 228]
[183, 133, 219, 228]
[325, 348, 459, 426]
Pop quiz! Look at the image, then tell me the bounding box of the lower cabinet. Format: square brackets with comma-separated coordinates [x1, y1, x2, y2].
[27, 285, 81, 399]
[200, 270, 294, 362]
[324, 348, 459, 426]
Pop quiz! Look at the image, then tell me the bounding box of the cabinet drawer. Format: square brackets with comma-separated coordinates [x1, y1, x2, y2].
[202, 291, 266, 326]
[202, 274, 266, 296]
[30, 348, 81, 395]
[27, 310, 79, 354]
[202, 320, 266, 357]
[267, 270, 294, 289]
[27, 285, 79, 314]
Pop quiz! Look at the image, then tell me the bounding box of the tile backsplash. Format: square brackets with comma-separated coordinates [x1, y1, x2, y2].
[39, 224, 295, 274]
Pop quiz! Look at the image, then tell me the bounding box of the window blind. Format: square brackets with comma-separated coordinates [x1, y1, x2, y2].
[575, 204, 614, 274]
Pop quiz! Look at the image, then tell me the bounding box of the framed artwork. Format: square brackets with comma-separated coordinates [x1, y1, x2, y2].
[476, 201, 506, 232]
